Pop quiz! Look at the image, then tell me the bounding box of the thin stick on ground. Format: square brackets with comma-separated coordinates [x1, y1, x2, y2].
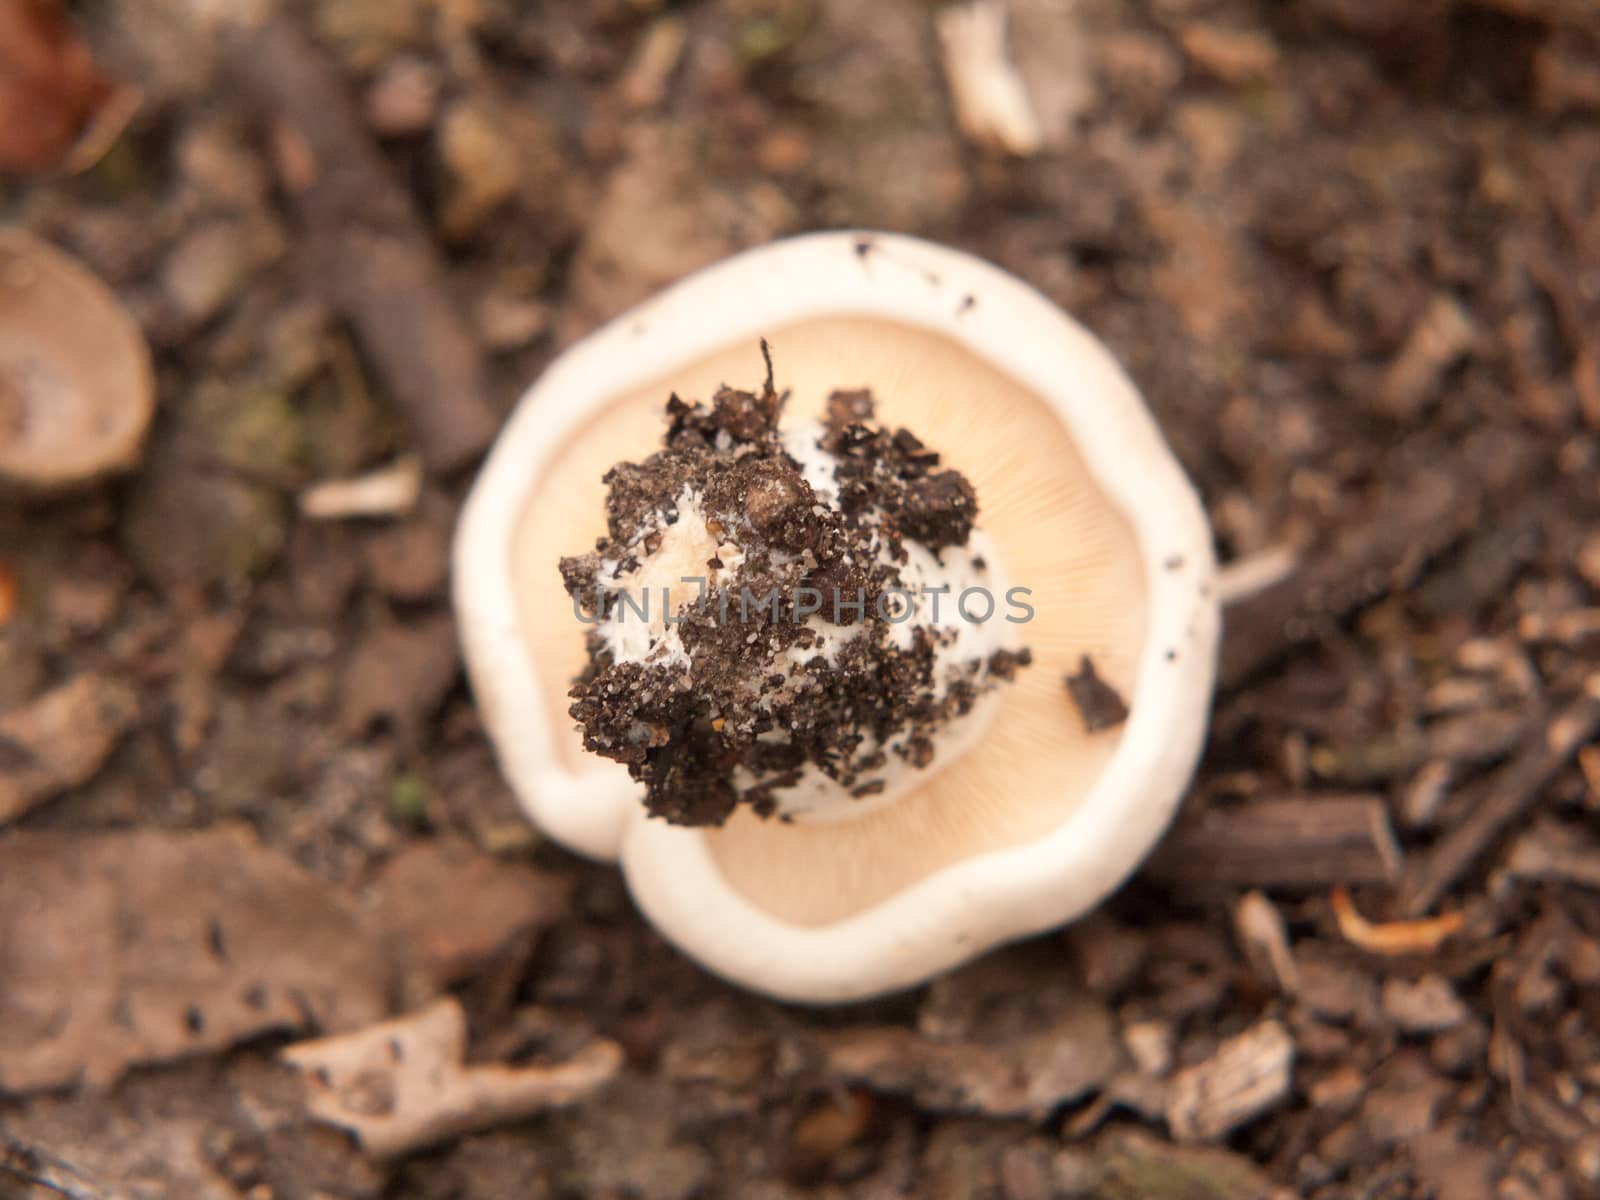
[227, 15, 500, 475]
[1398, 676, 1600, 917]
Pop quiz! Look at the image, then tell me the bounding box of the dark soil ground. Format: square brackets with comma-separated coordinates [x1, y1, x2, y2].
[4, 0, 1600, 1197]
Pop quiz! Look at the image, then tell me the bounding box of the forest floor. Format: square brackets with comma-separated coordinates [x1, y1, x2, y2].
[4, 0, 1600, 1196]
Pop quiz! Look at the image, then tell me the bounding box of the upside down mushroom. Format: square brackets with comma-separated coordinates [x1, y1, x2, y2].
[454, 232, 1219, 1002]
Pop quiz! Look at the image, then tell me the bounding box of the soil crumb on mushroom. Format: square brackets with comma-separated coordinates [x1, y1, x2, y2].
[1065, 654, 1129, 733]
[560, 349, 1029, 827]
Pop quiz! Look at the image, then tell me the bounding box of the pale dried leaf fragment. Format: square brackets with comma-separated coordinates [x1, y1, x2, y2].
[935, 0, 1043, 156]
[0, 673, 138, 824]
[283, 996, 623, 1159]
[299, 453, 424, 519]
[1166, 1020, 1294, 1142]
[0, 827, 389, 1093]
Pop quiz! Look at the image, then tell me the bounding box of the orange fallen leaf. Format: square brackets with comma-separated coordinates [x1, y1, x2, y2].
[0, 0, 132, 173]
[1330, 885, 1464, 956]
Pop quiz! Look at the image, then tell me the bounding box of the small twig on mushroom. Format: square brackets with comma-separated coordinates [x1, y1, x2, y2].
[935, 0, 1043, 156]
[282, 996, 623, 1159]
[228, 15, 500, 474]
[299, 454, 425, 520]
[1398, 675, 1600, 917]
[1329, 886, 1463, 957]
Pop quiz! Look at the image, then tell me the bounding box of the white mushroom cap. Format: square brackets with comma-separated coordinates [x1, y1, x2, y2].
[0, 229, 154, 490]
[454, 231, 1219, 1003]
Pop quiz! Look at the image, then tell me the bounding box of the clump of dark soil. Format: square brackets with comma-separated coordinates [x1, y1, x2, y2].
[561, 353, 1024, 825]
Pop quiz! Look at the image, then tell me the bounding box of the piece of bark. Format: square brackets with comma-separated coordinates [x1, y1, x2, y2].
[1220, 466, 1474, 690]
[1504, 818, 1600, 889]
[228, 17, 499, 473]
[282, 997, 622, 1159]
[1069, 1129, 1281, 1200]
[1399, 677, 1600, 916]
[1146, 794, 1403, 889]
[0, 673, 139, 824]
[1165, 1020, 1294, 1142]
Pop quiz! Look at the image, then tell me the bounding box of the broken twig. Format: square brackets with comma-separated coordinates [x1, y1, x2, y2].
[1398, 677, 1600, 916]
[229, 16, 500, 474]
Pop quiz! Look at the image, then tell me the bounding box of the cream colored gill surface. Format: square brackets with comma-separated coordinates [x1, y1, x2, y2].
[512, 316, 1148, 926]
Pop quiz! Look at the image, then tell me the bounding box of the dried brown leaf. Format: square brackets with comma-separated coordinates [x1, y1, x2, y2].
[0, 827, 390, 1093]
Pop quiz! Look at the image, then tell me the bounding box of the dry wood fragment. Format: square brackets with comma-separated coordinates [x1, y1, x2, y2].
[1380, 975, 1469, 1034]
[1504, 819, 1600, 889]
[1234, 891, 1300, 994]
[283, 997, 623, 1159]
[0, 674, 139, 825]
[1375, 293, 1477, 420]
[228, 17, 499, 474]
[1165, 1020, 1294, 1142]
[1146, 794, 1403, 889]
[1220, 466, 1476, 689]
[1399, 676, 1600, 916]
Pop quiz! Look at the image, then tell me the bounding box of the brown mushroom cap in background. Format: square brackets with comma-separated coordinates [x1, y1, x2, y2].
[0, 229, 155, 490]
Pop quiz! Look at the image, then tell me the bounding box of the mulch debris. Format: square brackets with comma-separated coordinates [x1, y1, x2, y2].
[4, 0, 1600, 1195]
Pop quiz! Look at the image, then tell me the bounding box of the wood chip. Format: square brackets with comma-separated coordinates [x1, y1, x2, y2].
[1146, 794, 1403, 889]
[1375, 293, 1477, 421]
[1331, 886, 1463, 956]
[1381, 975, 1470, 1034]
[1399, 677, 1600, 916]
[618, 16, 687, 111]
[0, 673, 139, 825]
[1165, 1020, 1294, 1142]
[1178, 24, 1280, 85]
[1234, 891, 1301, 994]
[283, 996, 622, 1159]
[1504, 818, 1600, 889]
